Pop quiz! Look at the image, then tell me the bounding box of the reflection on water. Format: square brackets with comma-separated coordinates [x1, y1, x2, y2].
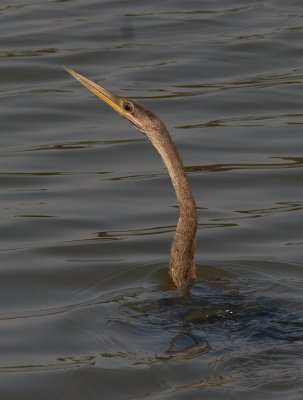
[1, 0, 303, 398]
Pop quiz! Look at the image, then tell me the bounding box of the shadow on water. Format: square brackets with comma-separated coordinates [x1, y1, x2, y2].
[26, 263, 299, 372]
[0, 261, 302, 399]
[107, 274, 303, 365]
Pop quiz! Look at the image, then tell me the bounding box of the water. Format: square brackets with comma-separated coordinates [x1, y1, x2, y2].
[1, 0, 303, 398]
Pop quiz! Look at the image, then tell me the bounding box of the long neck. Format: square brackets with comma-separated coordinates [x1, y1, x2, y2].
[148, 126, 198, 289]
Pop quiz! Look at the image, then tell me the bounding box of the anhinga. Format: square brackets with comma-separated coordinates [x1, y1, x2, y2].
[65, 67, 198, 289]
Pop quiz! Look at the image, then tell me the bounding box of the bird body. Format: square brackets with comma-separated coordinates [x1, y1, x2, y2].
[65, 68, 198, 289]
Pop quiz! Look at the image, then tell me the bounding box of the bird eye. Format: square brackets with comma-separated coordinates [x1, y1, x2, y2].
[123, 102, 134, 113]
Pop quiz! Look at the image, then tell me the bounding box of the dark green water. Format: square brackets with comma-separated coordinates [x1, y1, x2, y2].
[1, 1, 303, 399]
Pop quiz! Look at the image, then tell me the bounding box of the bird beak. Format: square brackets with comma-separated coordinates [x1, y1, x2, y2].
[64, 67, 122, 114]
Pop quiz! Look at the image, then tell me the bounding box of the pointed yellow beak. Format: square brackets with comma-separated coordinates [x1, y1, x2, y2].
[64, 67, 122, 114]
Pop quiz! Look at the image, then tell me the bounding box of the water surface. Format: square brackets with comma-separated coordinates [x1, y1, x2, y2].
[0, 1, 303, 399]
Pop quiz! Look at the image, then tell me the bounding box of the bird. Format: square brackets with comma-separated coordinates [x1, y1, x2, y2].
[65, 67, 198, 289]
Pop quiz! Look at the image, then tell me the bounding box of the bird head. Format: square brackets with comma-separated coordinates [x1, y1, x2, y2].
[64, 67, 166, 139]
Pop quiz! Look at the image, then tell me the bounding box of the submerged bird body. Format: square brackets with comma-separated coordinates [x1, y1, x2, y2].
[65, 68, 198, 289]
